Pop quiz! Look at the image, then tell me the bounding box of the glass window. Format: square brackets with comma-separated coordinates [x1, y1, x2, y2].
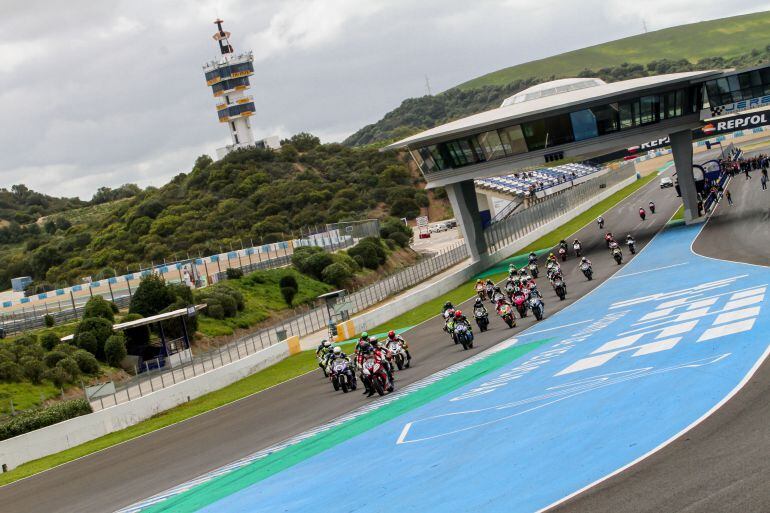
[570, 109, 598, 141]
[521, 119, 547, 150]
[427, 145, 447, 170]
[498, 125, 528, 155]
[619, 100, 640, 129]
[640, 95, 659, 124]
[477, 130, 506, 160]
[592, 103, 619, 135]
[413, 148, 435, 173]
[521, 115, 573, 150]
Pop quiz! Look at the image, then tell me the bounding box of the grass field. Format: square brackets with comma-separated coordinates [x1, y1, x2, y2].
[457, 11, 770, 90]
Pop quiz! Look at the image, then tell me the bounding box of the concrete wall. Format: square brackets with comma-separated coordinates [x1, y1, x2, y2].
[350, 173, 637, 334]
[0, 341, 290, 471]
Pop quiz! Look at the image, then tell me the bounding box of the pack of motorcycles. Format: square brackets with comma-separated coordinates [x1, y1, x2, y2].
[317, 250, 605, 398]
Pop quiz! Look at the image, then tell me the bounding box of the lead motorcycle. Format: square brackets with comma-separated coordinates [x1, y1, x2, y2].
[330, 358, 357, 393]
[612, 247, 623, 265]
[552, 275, 567, 300]
[580, 262, 593, 281]
[362, 356, 393, 396]
[497, 302, 516, 328]
[528, 296, 545, 321]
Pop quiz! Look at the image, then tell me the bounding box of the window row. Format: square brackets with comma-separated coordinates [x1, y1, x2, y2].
[412, 89, 690, 173]
[212, 77, 250, 95]
[205, 61, 254, 84]
[217, 102, 256, 119]
[704, 69, 770, 107]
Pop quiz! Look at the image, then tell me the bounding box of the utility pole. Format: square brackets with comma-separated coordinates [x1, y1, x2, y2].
[424, 75, 432, 96]
[642, 19, 648, 34]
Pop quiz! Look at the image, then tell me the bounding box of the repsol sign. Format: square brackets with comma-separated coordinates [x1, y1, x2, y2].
[706, 112, 768, 133]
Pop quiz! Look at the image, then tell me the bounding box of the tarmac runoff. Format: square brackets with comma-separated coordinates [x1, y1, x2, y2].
[128, 218, 770, 513]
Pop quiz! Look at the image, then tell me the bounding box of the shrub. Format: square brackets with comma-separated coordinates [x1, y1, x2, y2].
[110, 301, 119, 314]
[44, 367, 68, 388]
[56, 357, 81, 382]
[279, 275, 298, 290]
[197, 284, 244, 318]
[44, 314, 55, 327]
[75, 317, 113, 359]
[291, 246, 325, 275]
[348, 243, 379, 269]
[281, 287, 297, 306]
[352, 254, 366, 269]
[129, 274, 175, 317]
[390, 197, 420, 219]
[226, 267, 244, 279]
[20, 356, 46, 384]
[213, 292, 238, 317]
[44, 351, 68, 368]
[104, 334, 127, 367]
[321, 262, 352, 287]
[75, 331, 98, 355]
[73, 349, 100, 374]
[0, 399, 92, 441]
[0, 360, 23, 382]
[168, 282, 194, 304]
[53, 343, 76, 356]
[304, 253, 334, 279]
[83, 296, 115, 322]
[206, 302, 225, 319]
[40, 331, 61, 351]
[332, 252, 360, 273]
[388, 231, 410, 248]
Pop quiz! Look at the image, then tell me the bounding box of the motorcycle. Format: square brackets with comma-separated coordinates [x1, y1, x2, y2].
[528, 296, 545, 321]
[474, 306, 489, 332]
[573, 243, 582, 257]
[553, 277, 567, 300]
[476, 287, 486, 301]
[529, 262, 539, 278]
[386, 339, 409, 370]
[580, 262, 593, 281]
[605, 234, 613, 248]
[650, 203, 656, 214]
[558, 246, 567, 262]
[497, 303, 516, 328]
[627, 239, 636, 254]
[362, 356, 393, 396]
[445, 318, 456, 342]
[453, 322, 474, 350]
[639, 210, 646, 221]
[597, 218, 605, 229]
[613, 248, 623, 265]
[317, 353, 330, 377]
[513, 294, 528, 318]
[330, 358, 357, 393]
[505, 282, 515, 301]
[485, 284, 494, 302]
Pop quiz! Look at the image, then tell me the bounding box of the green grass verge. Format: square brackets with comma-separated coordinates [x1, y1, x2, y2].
[0, 382, 61, 416]
[671, 205, 685, 221]
[456, 12, 770, 90]
[369, 172, 655, 334]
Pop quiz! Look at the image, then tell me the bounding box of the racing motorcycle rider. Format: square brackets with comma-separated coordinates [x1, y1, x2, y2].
[528, 252, 538, 265]
[355, 332, 371, 357]
[639, 207, 646, 220]
[485, 279, 495, 299]
[453, 309, 472, 329]
[316, 339, 332, 359]
[649, 201, 656, 214]
[492, 285, 507, 304]
[626, 234, 636, 254]
[573, 239, 582, 256]
[597, 215, 605, 229]
[328, 345, 349, 363]
[473, 297, 488, 316]
[475, 279, 486, 299]
[605, 231, 614, 248]
[441, 301, 455, 317]
[386, 330, 412, 364]
[370, 336, 394, 383]
[360, 343, 393, 396]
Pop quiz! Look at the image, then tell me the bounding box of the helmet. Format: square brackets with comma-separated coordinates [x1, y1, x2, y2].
[332, 346, 341, 354]
[360, 331, 368, 339]
[454, 310, 463, 318]
[549, 252, 555, 258]
[368, 336, 378, 344]
[474, 297, 482, 305]
[476, 279, 482, 283]
[494, 286, 502, 293]
[574, 239, 579, 243]
[581, 257, 587, 262]
[444, 301, 453, 309]
[627, 234, 632, 239]
[323, 340, 331, 347]
[387, 330, 396, 339]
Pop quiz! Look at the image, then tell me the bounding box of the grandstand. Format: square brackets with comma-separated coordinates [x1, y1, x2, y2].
[474, 162, 601, 198]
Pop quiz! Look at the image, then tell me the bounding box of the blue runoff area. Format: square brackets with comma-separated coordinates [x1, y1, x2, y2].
[198, 223, 770, 513]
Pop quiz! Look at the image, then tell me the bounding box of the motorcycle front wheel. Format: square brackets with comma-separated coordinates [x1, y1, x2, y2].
[373, 379, 385, 396]
[341, 381, 349, 393]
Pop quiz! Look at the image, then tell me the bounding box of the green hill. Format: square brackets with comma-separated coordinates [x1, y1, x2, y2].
[345, 11, 770, 146]
[459, 11, 770, 90]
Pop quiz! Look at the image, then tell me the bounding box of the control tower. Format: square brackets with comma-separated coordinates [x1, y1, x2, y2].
[203, 19, 260, 158]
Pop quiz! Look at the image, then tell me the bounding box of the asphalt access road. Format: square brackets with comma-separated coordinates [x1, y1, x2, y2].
[0, 171, 681, 513]
[553, 159, 770, 513]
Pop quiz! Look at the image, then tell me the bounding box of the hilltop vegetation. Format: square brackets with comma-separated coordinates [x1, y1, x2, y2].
[0, 185, 86, 225]
[345, 11, 770, 146]
[0, 134, 437, 289]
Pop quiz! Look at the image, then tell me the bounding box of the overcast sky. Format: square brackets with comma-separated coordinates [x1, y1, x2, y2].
[2, 0, 769, 199]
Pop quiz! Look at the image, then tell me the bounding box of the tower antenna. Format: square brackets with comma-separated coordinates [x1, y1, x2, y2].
[425, 75, 432, 96]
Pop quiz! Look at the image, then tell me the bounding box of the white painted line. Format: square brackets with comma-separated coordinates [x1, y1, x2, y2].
[632, 337, 680, 356]
[687, 298, 718, 310]
[724, 295, 764, 310]
[697, 319, 757, 342]
[609, 262, 688, 279]
[515, 319, 595, 337]
[555, 352, 618, 376]
[731, 287, 767, 300]
[396, 423, 412, 445]
[714, 306, 761, 326]
[592, 334, 643, 354]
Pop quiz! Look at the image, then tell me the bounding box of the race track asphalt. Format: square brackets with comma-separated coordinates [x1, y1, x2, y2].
[553, 155, 770, 513]
[0, 169, 680, 513]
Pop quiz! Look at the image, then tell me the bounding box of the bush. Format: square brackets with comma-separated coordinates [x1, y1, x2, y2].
[129, 274, 175, 317]
[206, 302, 225, 319]
[75, 331, 98, 355]
[0, 399, 92, 441]
[332, 252, 360, 272]
[56, 357, 81, 382]
[197, 284, 244, 319]
[75, 317, 113, 359]
[291, 246, 325, 275]
[281, 286, 296, 306]
[321, 262, 353, 287]
[0, 360, 23, 382]
[168, 282, 194, 304]
[44, 314, 55, 327]
[53, 343, 76, 356]
[104, 334, 127, 367]
[44, 367, 68, 388]
[74, 349, 100, 374]
[110, 301, 119, 314]
[44, 351, 68, 368]
[304, 252, 334, 279]
[390, 197, 420, 219]
[279, 275, 298, 290]
[40, 331, 61, 351]
[388, 231, 410, 248]
[226, 267, 244, 279]
[83, 296, 115, 322]
[21, 356, 46, 384]
[348, 243, 379, 269]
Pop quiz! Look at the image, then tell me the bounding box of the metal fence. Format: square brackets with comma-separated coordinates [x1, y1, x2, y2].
[484, 166, 636, 253]
[90, 241, 469, 410]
